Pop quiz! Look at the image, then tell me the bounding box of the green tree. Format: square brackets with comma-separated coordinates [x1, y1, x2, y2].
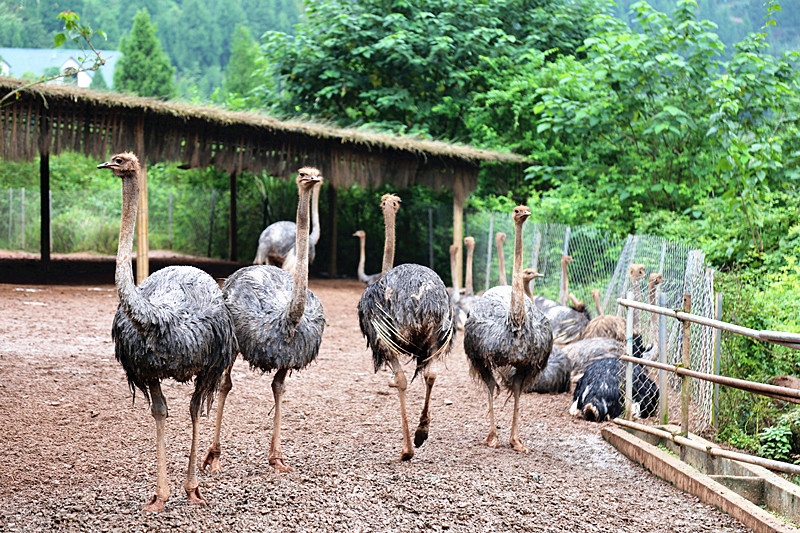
[223, 25, 259, 97]
[114, 8, 176, 99]
[89, 69, 109, 90]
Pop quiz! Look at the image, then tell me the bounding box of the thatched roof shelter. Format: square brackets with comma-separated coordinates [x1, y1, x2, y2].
[0, 77, 526, 280]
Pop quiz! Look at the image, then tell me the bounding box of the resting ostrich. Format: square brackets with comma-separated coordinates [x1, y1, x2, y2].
[495, 232, 508, 286]
[580, 264, 648, 342]
[357, 194, 455, 461]
[253, 179, 321, 273]
[564, 335, 649, 383]
[544, 300, 589, 345]
[99, 153, 237, 512]
[569, 357, 658, 422]
[203, 168, 326, 473]
[568, 293, 591, 322]
[464, 206, 553, 453]
[526, 345, 570, 394]
[353, 230, 381, 286]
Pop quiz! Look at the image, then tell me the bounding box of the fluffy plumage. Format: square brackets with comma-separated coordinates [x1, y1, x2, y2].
[525, 345, 570, 394]
[569, 357, 658, 422]
[563, 335, 648, 382]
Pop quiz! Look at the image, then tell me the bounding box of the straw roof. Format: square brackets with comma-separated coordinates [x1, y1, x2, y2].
[0, 77, 526, 192]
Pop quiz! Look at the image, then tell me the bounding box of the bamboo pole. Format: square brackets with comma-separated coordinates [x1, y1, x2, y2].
[680, 294, 691, 441]
[625, 290, 634, 420]
[614, 418, 800, 476]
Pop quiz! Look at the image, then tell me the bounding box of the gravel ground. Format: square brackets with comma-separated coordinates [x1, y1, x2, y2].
[0, 278, 751, 532]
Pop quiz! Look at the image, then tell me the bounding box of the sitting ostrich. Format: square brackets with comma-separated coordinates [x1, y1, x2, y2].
[526, 345, 571, 394]
[202, 168, 326, 473]
[99, 153, 237, 511]
[581, 264, 648, 342]
[253, 179, 322, 273]
[357, 194, 455, 461]
[464, 206, 553, 453]
[569, 356, 658, 422]
[353, 230, 381, 286]
[495, 232, 508, 286]
[564, 335, 649, 383]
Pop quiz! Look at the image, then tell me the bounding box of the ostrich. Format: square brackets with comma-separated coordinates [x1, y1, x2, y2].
[99, 153, 237, 512]
[253, 179, 322, 273]
[568, 293, 591, 322]
[522, 268, 558, 312]
[581, 264, 648, 342]
[464, 206, 553, 453]
[464, 236, 476, 296]
[520, 266, 586, 343]
[202, 167, 326, 474]
[450, 244, 468, 330]
[357, 194, 455, 461]
[525, 345, 571, 394]
[564, 335, 649, 383]
[495, 232, 508, 286]
[569, 356, 658, 422]
[353, 230, 381, 286]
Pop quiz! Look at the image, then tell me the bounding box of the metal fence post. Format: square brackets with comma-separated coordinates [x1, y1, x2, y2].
[713, 292, 723, 428]
[659, 292, 668, 425]
[680, 294, 692, 444]
[625, 290, 634, 420]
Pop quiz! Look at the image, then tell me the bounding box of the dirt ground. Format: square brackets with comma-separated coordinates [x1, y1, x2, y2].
[0, 269, 753, 532]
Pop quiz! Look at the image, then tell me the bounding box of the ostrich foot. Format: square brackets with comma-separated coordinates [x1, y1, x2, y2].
[398, 448, 414, 461]
[185, 485, 207, 506]
[510, 436, 530, 454]
[484, 432, 500, 448]
[268, 456, 294, 473]
[200, 444, 221, 474]
[413, 425, 429, 448]
[142, 494, 168, 512]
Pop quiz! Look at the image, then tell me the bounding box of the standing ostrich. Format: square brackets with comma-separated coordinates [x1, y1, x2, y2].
[581, 264, 647, 342]
[253, 180, 322, 273]
[357, 194, 455, 461]
[353, 230, 381, 286]
[495, 232, 508, 286]
[203, 168, 326, 473]
[99, 153, 237, 512]
[464, 206, 553, 453]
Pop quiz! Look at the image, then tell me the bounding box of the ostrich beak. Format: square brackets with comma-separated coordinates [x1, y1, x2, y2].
[97, 160, 114, 169]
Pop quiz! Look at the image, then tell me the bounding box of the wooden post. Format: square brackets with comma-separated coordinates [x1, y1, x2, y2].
[39, 115, 51, 273]
[625, 290, 634, 420]
[135, 122, 149, 283]
[713, 292, 723, 428]
[658, 292, 668, 425]
[7, 188, 11, 248]
[168, 193, 173, 250]
[20, 187, 25, 251]
[208, 189, 217, 258]
[484, 213, 494, 292]
[428, 207, 434, 269]
[229, 172, 238, 261]
[328, 184, 338, 278]
[680, 294, 692, 444]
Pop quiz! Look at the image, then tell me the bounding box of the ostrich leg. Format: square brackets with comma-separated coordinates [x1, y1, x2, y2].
[484, 382, 499, 448]
[143, 381, 170, 512]
[185, 391, 207, 506]
[413, 368, 436, 447]
[201, 365, 233, 474]
[387, 356, 414, 461]
[508, 377, 530, 454]
[268, 368, 293, 472]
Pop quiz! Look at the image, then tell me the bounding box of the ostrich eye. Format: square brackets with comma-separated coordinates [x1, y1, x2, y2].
[115, 158, 123, 164]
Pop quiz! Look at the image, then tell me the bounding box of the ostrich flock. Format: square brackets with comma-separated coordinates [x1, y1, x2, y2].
[99, 153, 661, 511]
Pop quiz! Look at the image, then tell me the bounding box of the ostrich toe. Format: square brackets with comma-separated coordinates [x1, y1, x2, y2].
[200, 444, 221, 474]
[269, 456, 294, 473]
[185, 485, 207, 506]
[484, 431, 500, 448]
[510, 436, 530, 454]
[413, 425, 429, 448]
[142, 494, 168, 512]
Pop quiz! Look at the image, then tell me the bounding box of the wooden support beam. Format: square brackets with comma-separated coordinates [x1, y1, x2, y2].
[229, 172, 238, 261]
[452, 175, 467, 287]
[135, 121, 149, 283]
[39, 115, 50, 275]
[328, 184, 338, 278]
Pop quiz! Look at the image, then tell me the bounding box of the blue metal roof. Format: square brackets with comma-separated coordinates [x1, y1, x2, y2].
[0, 48, 121, 88]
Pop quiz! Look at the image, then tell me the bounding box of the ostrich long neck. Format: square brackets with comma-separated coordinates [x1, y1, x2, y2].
[309, 183, 321, 246]
[559, 260, 569, 305]
[648, 277, 660, 330]
[523, 278, 533, 300]
[116, 174, 158, 330]
[356, 234, 368, 282]
[509, 221, 526, 326]
[497, 236, 507, 286]
[287, 185, 313, 326]
[465, 242, 474, 296]
[381, 208, 396, 275]
[449, 247, 460, 304]
[592, 290, 602, 316]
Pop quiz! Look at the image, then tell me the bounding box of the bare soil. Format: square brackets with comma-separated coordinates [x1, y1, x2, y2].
[0, 269, 751, 532]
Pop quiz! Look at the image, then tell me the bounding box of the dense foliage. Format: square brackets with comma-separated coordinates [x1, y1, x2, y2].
[0, 0, 301, 97]
[114, 9, 176, 99]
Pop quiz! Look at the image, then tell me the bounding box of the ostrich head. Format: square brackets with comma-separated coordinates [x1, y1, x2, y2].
[628, 263, 645, 283]
[648, 272, 663, 286]
[353, 230, 366, 238]
[464, 236, 475, 250]
[97, 152, 140, 178]
[297, 166, 322, 191]
[561, 255, 574, 266]
[495, 232, 506, 245]
[522, 268, 544, 284]
[380, 194, 401, 214]
[512, 205, 531, 223]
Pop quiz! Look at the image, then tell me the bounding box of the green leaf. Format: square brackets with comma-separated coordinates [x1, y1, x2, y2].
[54, 33, 66, 48]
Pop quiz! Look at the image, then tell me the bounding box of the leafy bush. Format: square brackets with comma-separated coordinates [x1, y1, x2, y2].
[759, 425, 794, 462]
